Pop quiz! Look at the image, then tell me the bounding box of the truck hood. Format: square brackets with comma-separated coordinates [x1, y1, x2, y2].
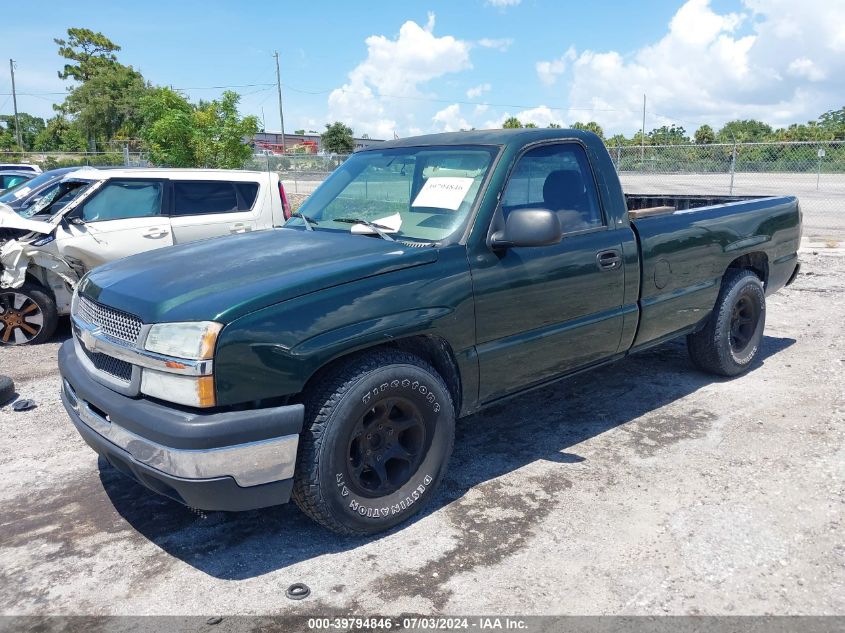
[0, 202, 54, 234]
[78, 228, 439, 323]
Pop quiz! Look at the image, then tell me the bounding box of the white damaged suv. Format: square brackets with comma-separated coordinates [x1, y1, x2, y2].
[0, 168, 291, 345]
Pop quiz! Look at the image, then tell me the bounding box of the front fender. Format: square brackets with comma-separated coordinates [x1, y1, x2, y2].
[213, 246, 476, 407]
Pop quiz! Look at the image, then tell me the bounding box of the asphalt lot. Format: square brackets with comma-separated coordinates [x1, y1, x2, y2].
[0, 248, 843, 617]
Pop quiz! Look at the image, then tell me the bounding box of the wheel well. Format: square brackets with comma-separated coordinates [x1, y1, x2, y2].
[24, 272, 51, 293]
[301, 335, 463, 413]
[726, 252, 768, 287]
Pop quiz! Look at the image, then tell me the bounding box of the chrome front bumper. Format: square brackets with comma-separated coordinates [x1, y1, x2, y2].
[63, 379, 298, 487]
[59, 338, 303, 510]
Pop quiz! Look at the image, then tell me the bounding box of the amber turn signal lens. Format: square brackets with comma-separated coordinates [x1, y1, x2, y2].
[199, 323, 223, 360]
[197, 375, 216, 408]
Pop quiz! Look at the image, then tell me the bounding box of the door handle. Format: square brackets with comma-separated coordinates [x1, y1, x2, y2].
[596, 249, 622, 271]
[230, 223, 252, 234]
[143, 227, 169, 239]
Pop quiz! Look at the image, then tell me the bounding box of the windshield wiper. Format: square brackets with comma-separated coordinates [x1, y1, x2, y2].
[333, 217, 395, 241]
[289, 212, 318, 231]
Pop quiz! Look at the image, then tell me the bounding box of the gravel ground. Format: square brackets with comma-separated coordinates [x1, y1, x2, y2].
[0, 248, 843, 617]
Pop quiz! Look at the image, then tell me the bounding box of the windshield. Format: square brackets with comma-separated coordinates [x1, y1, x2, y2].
[18, 180, 94, 219]
[291, 145, 498, 242]
[0, 171, 57, 204]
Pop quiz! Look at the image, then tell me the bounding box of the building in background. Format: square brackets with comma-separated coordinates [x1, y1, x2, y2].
[253, 131, 384, 154]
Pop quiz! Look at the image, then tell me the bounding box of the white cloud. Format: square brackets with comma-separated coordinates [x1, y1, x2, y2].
[786, 57, 826, 82]
[485, 106, 564, 129]
[547, 0, 845, 134]
[536, 46, 576, 86]
[328, 13, 472, 138]
[466, 83, 492, 99]
[485, 0, 521, 6]
[477, 38, 513, 52]
[433, 104, 472, 132]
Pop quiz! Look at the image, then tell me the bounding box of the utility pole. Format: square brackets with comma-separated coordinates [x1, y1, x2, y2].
[640, 93, 646, 163]
[9, 59, 22, 149]
[273, 51, 286, 153]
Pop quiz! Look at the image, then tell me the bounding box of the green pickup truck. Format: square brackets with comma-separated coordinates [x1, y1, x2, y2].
[59, 129, 801, 534]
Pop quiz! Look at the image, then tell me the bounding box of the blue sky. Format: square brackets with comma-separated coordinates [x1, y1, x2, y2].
[3, 0, 843, 139]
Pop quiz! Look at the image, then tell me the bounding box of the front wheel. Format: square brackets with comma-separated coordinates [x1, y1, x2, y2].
[0, 284, 58, 346]
[292, 350, 455, 535]
[687, 269, 766, 376]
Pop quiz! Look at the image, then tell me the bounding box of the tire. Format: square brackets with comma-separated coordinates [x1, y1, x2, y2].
[0, 283, 58, 346]
[0, 375, 14, 405]
[687, 269, 766, 377]
[292, 350, 455, 535]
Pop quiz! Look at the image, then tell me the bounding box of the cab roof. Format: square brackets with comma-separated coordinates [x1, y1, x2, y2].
[370, 128, 601, 151]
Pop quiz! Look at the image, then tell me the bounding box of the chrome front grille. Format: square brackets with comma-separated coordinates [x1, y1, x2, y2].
[76, 295, 143, 344]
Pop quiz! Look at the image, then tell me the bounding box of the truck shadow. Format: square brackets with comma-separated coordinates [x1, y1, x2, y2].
[98, 335, 794, 580]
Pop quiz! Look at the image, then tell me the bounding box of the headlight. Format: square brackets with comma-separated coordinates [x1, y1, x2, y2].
[141, 370, 216, 408]
[144, 321, 222, 360]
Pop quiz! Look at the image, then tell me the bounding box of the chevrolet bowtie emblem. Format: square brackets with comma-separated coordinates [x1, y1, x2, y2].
[80, 328, 101, 352]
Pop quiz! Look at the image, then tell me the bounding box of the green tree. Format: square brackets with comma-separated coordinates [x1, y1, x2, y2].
[61, 63, 150, 147]
[523, 122, 538, 128]
[694, 124, 715, 144]
[321, 122, 355, 153]
[139, 88, 196, 166]
[54, 28, 121, 81]
[817, 107, 845, 140]
[502, 116, 523, 129]
[139, 89, 258, 168]
[0, 121, 17, 151]
[33, 116, 87, 152]
[571, 121, 604, 139]
[606, 133, 629, 147]
[294, 129, 306, 135]
[648, 124, 688, 144]
[716, 119, 773, 143]
[548, 122, 562, 129]
[0, 113, 45, 150]
[192, 91, 259, 168]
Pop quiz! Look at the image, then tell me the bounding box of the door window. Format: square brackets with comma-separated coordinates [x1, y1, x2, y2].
[501, 144, 603, 234]
[1, 175, 30, 190]
[172, 181, 258, 216]
[81, 180, 164, 222]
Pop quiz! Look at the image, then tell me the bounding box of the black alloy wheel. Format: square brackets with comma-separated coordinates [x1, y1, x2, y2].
[346, 396, 430, 497]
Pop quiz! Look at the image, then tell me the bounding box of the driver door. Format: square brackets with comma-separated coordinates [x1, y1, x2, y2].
[55, 178, 172, 269]
[469, 142, 629, 403]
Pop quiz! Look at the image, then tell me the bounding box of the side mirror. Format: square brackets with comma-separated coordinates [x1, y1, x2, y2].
[488, 208, 562, 249]
[64, 207, 85, 224]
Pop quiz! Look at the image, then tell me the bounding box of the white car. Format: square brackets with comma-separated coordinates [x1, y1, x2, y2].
[0, 163, 42, 174]
[0, 168, 291, 345]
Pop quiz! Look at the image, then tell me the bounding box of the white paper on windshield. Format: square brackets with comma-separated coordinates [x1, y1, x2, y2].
[350, 212, 402, 234]
[411, 177, 474, 211]
[13, 186, 32, 200]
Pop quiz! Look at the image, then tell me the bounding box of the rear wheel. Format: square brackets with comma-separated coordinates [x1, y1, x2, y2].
[292, 350, 455, 535]
[0, 284, 58, 346]
[687, 269, 766, 376]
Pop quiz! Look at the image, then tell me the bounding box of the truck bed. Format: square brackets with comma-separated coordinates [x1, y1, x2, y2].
[624, 194, 801, 350]
[625, 193, 765, 212]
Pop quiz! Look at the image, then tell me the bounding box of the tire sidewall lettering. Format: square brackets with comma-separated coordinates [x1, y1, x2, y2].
[361, 374, 441, 413]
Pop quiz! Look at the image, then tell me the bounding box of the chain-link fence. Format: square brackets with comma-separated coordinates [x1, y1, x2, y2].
[243, 142, 843, 238]
[243, 153, 351, 197]
[612, 141, 845, 239]
[0, 150, 150, 170]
